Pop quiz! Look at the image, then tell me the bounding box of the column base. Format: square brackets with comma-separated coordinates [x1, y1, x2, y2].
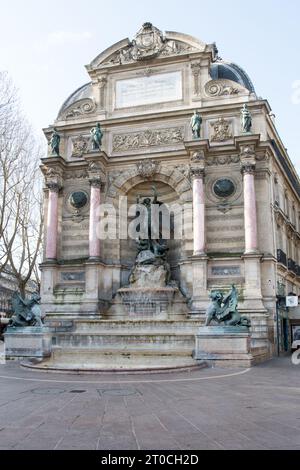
[244, 250, 260, 256]
[87, 256, 101, 263]
[44, 258, 58, 265]
[193, 251, 207, 257]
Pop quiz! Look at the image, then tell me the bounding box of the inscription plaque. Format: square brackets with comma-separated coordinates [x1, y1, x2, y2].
[115, 71, 182, 108]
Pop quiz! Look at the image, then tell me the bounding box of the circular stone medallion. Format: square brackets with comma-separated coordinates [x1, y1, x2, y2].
[69, 191, 88, 209]
[213, 179, 235, 198]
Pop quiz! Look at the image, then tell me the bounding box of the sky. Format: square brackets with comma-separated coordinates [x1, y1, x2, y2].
[1, 0, 300, 171]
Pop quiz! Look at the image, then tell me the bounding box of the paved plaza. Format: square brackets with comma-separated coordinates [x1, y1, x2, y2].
[0, 355, 299, 450]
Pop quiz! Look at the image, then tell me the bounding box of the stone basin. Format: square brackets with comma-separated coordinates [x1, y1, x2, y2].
[118, 287, 177, 319]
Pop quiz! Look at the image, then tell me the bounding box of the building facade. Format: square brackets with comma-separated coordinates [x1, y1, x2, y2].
[40, 23, 300, 366]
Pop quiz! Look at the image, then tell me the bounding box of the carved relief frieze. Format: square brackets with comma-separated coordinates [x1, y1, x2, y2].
[206, 155, 240, 166]
[65, 169, 88, 180]
[112, 127, 184, 152]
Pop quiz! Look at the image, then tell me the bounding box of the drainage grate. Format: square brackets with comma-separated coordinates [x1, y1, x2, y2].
[69, 390, 86, 394]
[31, 388, 66, 395]
[97, 388, 141, 397]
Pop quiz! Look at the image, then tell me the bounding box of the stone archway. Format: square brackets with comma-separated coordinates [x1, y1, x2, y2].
[106, 163, 192, 204]
[105, 162, 192, 287]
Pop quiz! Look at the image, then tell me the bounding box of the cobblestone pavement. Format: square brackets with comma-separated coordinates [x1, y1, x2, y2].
[0, 357, 299, 450]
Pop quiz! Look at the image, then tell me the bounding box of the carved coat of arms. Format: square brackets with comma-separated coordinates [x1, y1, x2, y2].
[131, 22, 165, 60]
[211, 118, 233, 142]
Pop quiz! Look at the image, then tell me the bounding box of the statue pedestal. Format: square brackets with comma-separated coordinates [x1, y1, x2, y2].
[194, 326, 253, 368]
[4, 327, 52, 360]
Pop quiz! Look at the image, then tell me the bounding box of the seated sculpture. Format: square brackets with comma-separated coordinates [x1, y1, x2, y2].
[9, 292, 44, 328]
[205, 285, 251, 327]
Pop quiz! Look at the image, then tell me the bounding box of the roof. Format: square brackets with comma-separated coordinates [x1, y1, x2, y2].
[210, 61, 255, 93]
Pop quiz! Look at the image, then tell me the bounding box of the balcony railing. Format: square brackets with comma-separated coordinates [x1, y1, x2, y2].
[288, 258, 298, 275]
[277, 249, 287, 266]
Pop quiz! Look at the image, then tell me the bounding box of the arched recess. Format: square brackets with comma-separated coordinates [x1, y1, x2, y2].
[104, 164, 192, 287]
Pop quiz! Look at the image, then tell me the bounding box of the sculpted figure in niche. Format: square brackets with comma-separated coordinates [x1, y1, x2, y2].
[241, 104, 252, 133]
[90, 123, 103, 150]
[190, 111, 202, 139]
[49, 128, 60, 156]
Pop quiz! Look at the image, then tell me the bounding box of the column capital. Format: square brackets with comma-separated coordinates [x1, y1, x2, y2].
[89, 177, 105, 190]
[240, 144, 256, 176]
[241, 163, 256, 176]
[42, 165, 64, 192]
[46, 182, 61, 193]
[190, 166, 205, 180]
[87, 160, 106, 190]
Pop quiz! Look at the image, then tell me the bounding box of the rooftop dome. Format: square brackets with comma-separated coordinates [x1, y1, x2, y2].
[210, 61, 255, 93]
[58, 82, 93, 118]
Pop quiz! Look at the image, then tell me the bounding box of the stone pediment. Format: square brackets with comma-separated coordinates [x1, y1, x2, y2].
[87, 23, 209, 71]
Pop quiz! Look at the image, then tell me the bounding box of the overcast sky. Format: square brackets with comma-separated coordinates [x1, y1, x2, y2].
[1, 0, 300, 171]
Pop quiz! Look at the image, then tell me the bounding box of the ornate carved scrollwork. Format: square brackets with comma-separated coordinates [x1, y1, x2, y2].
[136, 159, 160, 179]
[63, 99, 96, 120]
[205, 80, 240, 97]
[43, 166, 63, 192]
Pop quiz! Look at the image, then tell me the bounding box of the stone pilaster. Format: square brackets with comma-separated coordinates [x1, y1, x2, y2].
[239, 142, 264, 310]
[241, 151, 258, 254]
[97, 76, 107, 110]
[184, 141, 210, 315]
[43, 168, 63, 262]
[190, 165, 206, 256]
[191, 62, 201, 98]
[88, 177, 103, 261]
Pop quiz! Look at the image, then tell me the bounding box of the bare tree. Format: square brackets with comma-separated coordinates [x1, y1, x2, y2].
[0, 71, 45, 296]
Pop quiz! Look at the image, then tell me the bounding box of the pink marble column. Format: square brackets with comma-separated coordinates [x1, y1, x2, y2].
[89, 179, 101, 260]
[46, 184, 59, 260]
[243, 165, 258, 253]
[192, 169, 205, 255]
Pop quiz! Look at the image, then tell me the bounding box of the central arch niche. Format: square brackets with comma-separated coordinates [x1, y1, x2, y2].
[120, 180, 183, 286]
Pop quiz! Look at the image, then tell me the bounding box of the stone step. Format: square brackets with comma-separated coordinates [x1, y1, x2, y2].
[53, 333, 195, 350]
[26, 347, 202, 371]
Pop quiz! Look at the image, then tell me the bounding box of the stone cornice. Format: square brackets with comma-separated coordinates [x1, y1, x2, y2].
[48, 100, 269, 132]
